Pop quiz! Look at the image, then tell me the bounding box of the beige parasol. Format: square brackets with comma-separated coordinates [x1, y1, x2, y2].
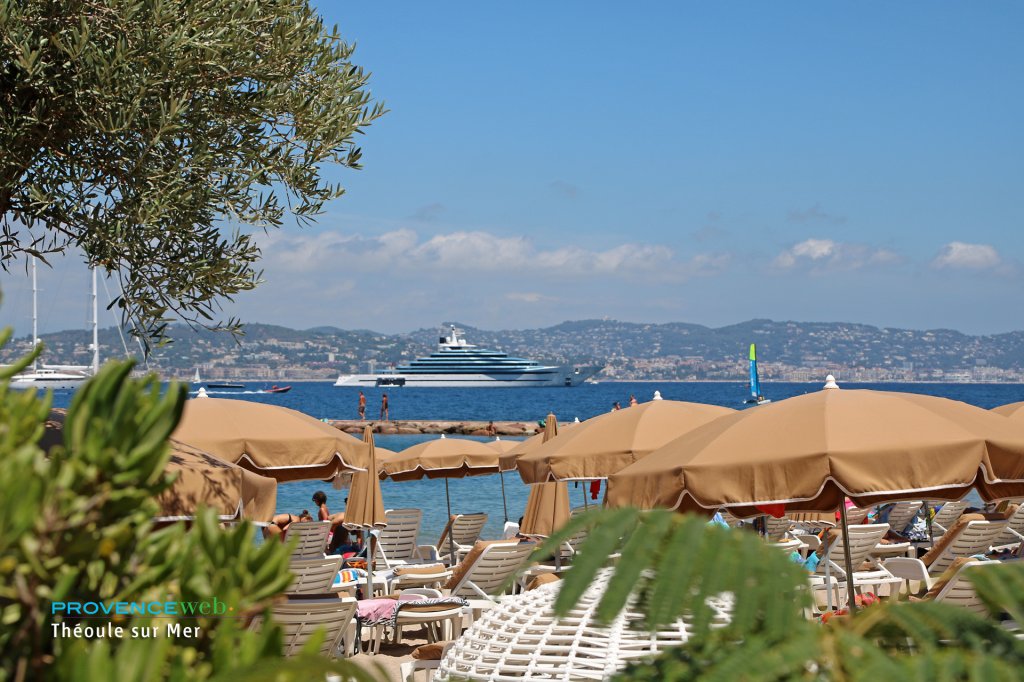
[40, 409, 276, 522]
[379, 436, 501, 481]
[520, 415, 571, 536]
[381, 435, 511, 558]
[161, 441, 278, 522]
[172, 397, 370, 481]
[516, 400, 734, 484]
[609, 388, 1024, 614]
[344, 427, 387, 598]
[608, 389, 1024, 514]
[498, 422, 579, 472]
[344, 427, 387, 530]
[993, 402, 1024, 419]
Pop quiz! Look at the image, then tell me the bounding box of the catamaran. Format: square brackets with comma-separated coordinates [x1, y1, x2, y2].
[744, 343, 771, 405]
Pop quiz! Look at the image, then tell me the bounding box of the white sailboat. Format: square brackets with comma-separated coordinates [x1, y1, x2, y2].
[193, 368, 201, 384]
[9, 262, 98, 391]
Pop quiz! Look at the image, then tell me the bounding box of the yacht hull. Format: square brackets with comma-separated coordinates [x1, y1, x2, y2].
[334, 366, 600, 388]
[9, 372, 88, 391]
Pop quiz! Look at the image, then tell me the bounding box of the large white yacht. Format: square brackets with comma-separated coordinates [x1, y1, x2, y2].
[334, 325, 601, 388]
[8, 262, 99, 391]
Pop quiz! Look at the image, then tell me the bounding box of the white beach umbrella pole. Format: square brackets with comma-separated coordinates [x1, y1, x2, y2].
[839, 504, 857, 613]
[499, 472, 509, 523]
[823, 533, 834, 612]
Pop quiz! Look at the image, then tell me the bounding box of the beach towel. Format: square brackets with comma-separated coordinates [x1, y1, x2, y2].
[356, 593, 469, 627]
[356, 598, 400, 625]
[334, 568, 367, 586]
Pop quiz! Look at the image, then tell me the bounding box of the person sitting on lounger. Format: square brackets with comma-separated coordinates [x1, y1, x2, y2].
[262, 510, 314, 541]
[313, 490, 363, 555]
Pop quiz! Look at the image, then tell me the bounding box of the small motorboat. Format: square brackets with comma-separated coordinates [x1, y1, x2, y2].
[263, 384, 292, 394]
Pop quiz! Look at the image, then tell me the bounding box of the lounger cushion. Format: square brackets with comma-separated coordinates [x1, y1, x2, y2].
[923, 557, 978, 600]
[443, 540, 518, 591]
[412, 642, 448, 660]
[393, 563, 447, 576]
[436, 515, 457, 550]
[526, 573, 560, 591]
[921, 514, 985, 568]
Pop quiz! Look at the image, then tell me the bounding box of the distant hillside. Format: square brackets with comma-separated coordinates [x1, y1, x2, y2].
[3, 319, 1023, 382]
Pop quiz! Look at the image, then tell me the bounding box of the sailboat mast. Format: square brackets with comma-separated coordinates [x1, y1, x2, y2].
[31, 257, 38, 372]
[91, 268, 99, 375]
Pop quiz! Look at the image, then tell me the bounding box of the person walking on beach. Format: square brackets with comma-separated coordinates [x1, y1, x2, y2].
[629, 394, 638, 406]
[486, 420, 497, 436]
[612, 401, 621, 411]
[380, 393, 389, 421]
[358, 391, 366, 420]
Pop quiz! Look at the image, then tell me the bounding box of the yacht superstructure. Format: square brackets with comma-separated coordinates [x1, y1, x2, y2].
[334, 325, 600, 388]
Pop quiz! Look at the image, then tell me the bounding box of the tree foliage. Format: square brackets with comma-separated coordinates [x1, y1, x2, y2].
[0, 0, 384, 345]
[538, 508, 1024, 681]
[0, 353, 381, 681]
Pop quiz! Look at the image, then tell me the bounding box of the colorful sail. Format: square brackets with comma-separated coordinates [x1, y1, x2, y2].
[748, 344, 761, 401]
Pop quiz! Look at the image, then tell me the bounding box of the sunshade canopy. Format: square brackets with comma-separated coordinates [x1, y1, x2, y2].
[344, 427, 387, 529]
[516, 400, 734, 483]
[993, 402, 1024, 419]
[161, 441, 278, 522]
[520, 415, 571, 536]
[498, 422, 579, 472]
[380, 436, 502, 481]
[41, 409, 276, 521]
[608, 389, 1024, 514]
[172, 397, 369, 481]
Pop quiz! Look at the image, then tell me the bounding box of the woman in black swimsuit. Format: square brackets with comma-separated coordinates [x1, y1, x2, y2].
[262, 510, 313, 541]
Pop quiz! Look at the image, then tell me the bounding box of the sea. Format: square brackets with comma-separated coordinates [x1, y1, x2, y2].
[48, 381, 1024, 544]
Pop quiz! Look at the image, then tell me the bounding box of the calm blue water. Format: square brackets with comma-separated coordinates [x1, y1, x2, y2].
[49, 381, 1024, 542]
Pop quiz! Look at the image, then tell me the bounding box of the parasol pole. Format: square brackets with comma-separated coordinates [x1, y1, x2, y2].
[365, 529, 375, 601]
[499, 471, 509, 523]
[445, 478, 456, 565]
[582, 481, 589, 510]
[839, 503, 857, 613]
[822, 531, 834, 612]
[923, 500, 934, 547]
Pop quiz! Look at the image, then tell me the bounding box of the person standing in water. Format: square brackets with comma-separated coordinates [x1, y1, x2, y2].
[358, 391, 366, 420]
[380, 393, 389, 421]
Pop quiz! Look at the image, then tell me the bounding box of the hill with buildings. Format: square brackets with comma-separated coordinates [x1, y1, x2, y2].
[3, 319, 1023, 382]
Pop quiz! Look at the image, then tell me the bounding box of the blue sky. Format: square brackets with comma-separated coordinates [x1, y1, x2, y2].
[2, 2, 1022, 336]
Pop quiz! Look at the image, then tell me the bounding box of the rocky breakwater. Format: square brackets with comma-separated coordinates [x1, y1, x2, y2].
[327, 420, 541, 437]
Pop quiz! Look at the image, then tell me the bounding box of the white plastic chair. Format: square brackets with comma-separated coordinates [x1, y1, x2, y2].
[287, 556, 345, 595]
[438, 513, 488, 562]
[448, 541, 536, 602]
[885, 519, 1008, 593]
[928, 560, 996, 615]
[369, 589, 465, 655]
[253, 596, 357, 658]
[285, 521, 331, 560]
[930, 501, 969, 537]
[375, 508, 435, 567]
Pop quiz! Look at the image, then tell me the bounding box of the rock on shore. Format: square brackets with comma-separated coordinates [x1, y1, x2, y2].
[327, 420, 539, 436]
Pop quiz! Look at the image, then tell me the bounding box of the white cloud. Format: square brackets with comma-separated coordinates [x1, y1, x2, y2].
[505, 292, 557, 303]
[931, 242, 1002, 270]
[773, 238, 900, 272]
[261, 228, 685, 277]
